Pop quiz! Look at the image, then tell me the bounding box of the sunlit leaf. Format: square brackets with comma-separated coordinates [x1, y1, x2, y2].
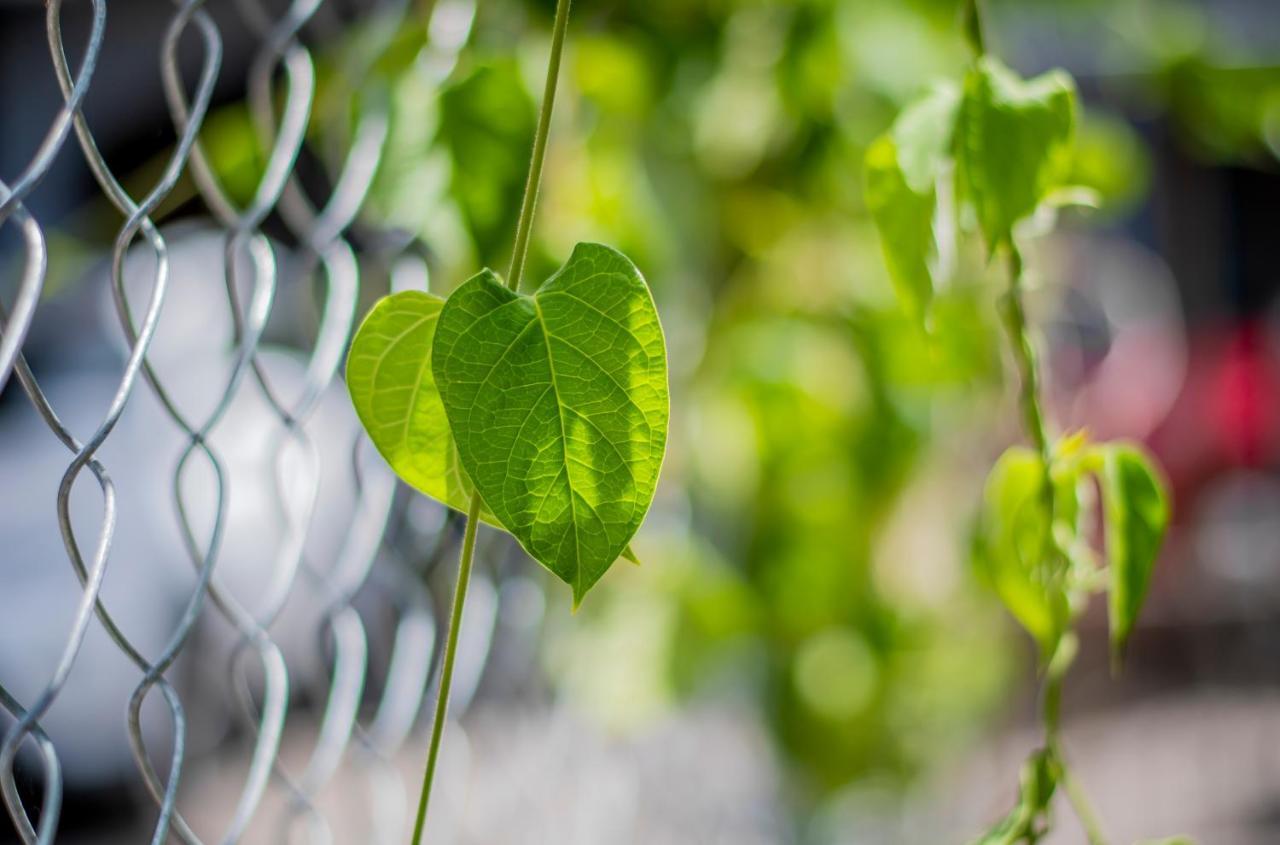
[433, 243, 669, 604]
[1094, 443, 1170, 666]
[346, 290, 488, 517]
[346, 289, 646, 571]
[955, 56, 1076, 250]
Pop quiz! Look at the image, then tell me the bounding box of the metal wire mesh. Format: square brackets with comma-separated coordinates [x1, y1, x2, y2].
[0, 0, 481, 841]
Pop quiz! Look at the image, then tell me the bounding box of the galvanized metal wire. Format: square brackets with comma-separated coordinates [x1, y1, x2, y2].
[0, 0, 480, 841]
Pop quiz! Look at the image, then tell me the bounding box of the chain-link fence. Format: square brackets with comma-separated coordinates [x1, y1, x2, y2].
[0, 1, 497, 841]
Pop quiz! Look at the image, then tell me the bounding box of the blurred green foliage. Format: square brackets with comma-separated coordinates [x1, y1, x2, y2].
[384, 0, 1022, 803]
[436, 61, 537, 259]
[340, 0, 1082, 807]
[170, 0, 1275, 832]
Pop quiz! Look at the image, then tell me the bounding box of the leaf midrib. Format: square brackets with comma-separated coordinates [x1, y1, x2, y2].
[532, 295, 583, 597]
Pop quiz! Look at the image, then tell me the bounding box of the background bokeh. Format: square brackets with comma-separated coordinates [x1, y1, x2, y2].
[2, 0, 1280, 842]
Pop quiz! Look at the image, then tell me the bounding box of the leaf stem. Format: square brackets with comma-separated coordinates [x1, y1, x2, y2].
[1054, 744, 1108, 845]
[999, 247, 1058, 577]
[408, 2, 573, 841]
[1043, 696, 1108, 844]
[1003, 248, 1109, 845]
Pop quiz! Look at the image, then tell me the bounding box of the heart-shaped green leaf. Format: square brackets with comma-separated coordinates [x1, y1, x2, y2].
[955, 56, 1076, 250]
[432, 243, 669, 604]
[346, 290, 486, 515]
[346, 284, 645, 562]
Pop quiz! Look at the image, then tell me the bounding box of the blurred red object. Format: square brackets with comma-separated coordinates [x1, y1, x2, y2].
[1151, 319, 1280, 507]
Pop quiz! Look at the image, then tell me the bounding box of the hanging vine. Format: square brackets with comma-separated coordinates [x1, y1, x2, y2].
[865, 2, 1178, 843]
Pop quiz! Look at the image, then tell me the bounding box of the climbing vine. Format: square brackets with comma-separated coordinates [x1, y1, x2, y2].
[865, 2, 1177, 843]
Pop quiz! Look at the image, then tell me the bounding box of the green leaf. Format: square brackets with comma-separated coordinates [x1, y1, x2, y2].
[346, 292, 645, 567]
[891, 84, 961, 194]
[864, 84, 959, 323]
[1095, 443, 1170, 666]
[864, 139, 937, 323]
[345, 290, 486, 517]
[954, 56, 1077, 250]
[432, 243, 669, 605]
[978, 446, 1067, 657]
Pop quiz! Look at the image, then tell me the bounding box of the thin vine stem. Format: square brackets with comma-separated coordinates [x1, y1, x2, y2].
[1001, 248, 1109, 845]
[408, 493, 482, 845]
[1054, 741, 1108, 845]
[507, 0, 573, 292]
[963, 7, 1110, 841]
[408, 1, 573, 842]
[998, 246, 1049, 461]
[1042, 660, 1107, 845]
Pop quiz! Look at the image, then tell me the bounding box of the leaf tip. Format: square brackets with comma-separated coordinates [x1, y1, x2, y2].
[1110, 628, 1134, 676]
[565, 241, 642, 277]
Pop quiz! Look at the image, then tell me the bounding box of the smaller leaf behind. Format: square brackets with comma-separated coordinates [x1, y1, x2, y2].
[1094, 442, 1170, 668]
[978, 446, 1068, 658]
[864, 84, 959, 325]
[954, 56, 1077, 251]
[346, 290, 490, 518]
